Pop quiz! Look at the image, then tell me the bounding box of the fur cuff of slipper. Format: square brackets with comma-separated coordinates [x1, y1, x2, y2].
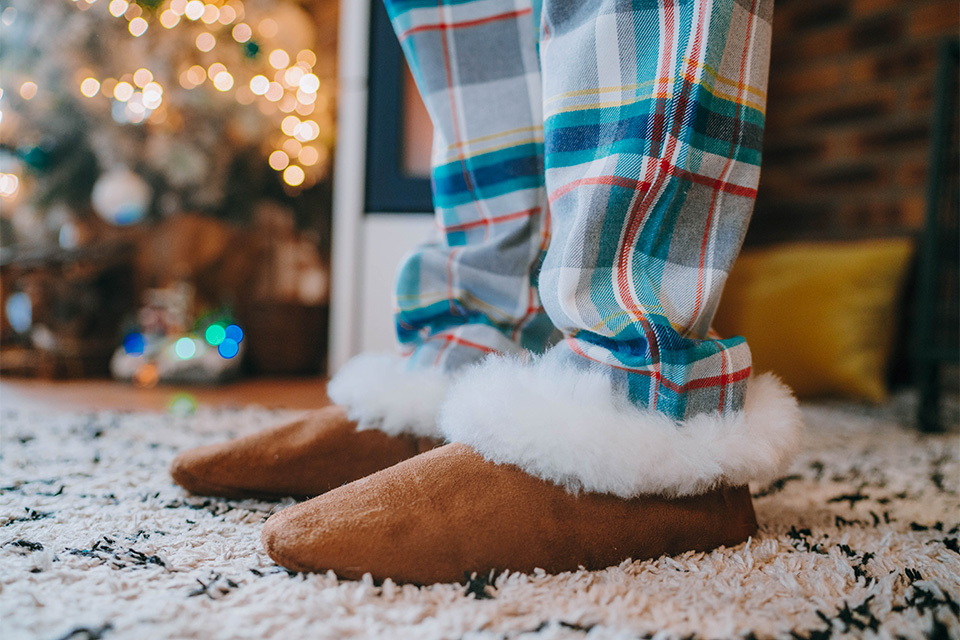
[438, 355, 804, 498]
[327, 353, 448, 439]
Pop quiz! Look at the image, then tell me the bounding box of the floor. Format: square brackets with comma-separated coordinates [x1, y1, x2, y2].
[0, 376, 330, 413]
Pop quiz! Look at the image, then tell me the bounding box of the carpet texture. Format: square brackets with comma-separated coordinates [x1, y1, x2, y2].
[1, 398, 958, 640]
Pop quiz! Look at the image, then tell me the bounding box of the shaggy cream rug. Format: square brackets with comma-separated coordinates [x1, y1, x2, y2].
[0, 398, 957, 640]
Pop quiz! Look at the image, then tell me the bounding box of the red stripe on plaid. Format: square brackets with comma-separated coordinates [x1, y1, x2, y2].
[565, 337, 750, 393]
[687, 0, 758, 345]
[426, 332, 500, 354]
[398, 8, 533, 40]
[547, 167, 756, 205]
[441, 207, 540, 233]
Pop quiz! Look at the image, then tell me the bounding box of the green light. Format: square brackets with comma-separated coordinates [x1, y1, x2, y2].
[205, 324, 226, 346]
[174, 337, 197, 359]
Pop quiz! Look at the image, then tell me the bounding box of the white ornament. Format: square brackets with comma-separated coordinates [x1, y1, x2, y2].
[91, 167, 151, 225]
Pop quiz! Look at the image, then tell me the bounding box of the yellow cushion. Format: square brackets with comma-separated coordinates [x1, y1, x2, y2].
[713, 238, 915, 402]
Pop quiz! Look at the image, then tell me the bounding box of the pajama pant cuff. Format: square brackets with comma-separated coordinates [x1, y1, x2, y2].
[438, 353, 804, 498]
[327, 353, 447, 439]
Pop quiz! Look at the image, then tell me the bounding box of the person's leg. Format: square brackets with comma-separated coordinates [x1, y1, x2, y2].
[440, 0, 800, 499]
[262, 0, 803, 581]
[170, 0, 553, 499]
[326, 0, 556, 433]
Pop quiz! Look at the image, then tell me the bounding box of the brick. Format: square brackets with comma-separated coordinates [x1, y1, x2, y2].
[803, 89, 897, 127]
[850, 13, 904, 50]
[789, 0, 850, 31]
[909, 1, 960, 38]
[804, 163, 885, 190]
[762, 139, 825, 166]
[872, 43, 939, 80]
[768, 61, 844, 98]
[897, 158, 932, 189]
[850, 0, 905, 16]
[858, 121, 930, 152]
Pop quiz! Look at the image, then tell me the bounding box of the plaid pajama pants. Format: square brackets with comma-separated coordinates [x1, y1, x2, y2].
[386, 0, 772, 421]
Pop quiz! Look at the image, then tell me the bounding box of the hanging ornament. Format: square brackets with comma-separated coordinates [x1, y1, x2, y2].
[91, 166, 151, 225]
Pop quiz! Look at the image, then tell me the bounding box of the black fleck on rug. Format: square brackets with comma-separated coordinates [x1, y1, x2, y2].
[1, 398, 958, 640]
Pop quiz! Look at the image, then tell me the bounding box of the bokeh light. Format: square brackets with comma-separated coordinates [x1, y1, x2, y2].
[205, 324, 226, 346]
[80, 78, 101, 97]
[113, 81, 134, 101]
[224, 324, 244, 343]
[174, 336, 197, 359]
[232, 22, 252, 43]
[268, 150, 289, 171]
[249, 74, 269, 95]
[5, 292, 32, 333]
[196, 32, 216, 52]
[283, 165, 305, 187]
[133, 363, 159, 389]
[129, 17, 148, 37]
[268, 49, 289, 69]
[123, 332, 145, 355]
[108, 0, 128, 18]
[258, 18, 278, 38]
[160, 9, 180, 28]
[218, 338, 240, 359]
[168, 393, 198, 417]
[184, 0, 204, 20]
[19, 81, 37, 100]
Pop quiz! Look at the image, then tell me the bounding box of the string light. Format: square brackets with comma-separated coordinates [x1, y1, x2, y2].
[268, 150, 289, 171]
[283, 66, 304, 87]
[129, 16, 148, 37]
[264, 81, 283, 102]
[218, 6, 236, 24]
[268, 49, 289, 70]
[108, 0, 128, 18]
[160, 10, 180, 28]
[208, 62, 226, 78]
[298, 146, 319, 166]
[170, 0, 188, 16]
[297, 49, 317, 66]
[295, 120, 320, 142]
[133, 68, 153, 87]
[281, 115, 300, 136]
[283, 165, 305, 187]
[174, 337, 197, 359]
[184, 0, 204, 21]
[114, 81, 133, 101]
[19, 81, 38, 100]
[201, 4, 219, 24]
[258, 18, 278, 38]
[282, 138, 302, 157]
[299, 74, 320, 93]
[213, 71, 234, 91]
[80, 77, 101, 97]
[232, 23, 252, 43]
[0, 173, 20, 197]
[205, 324, 226, 345]
[249, 75, 269, 95]
[196, 32, 216, 52]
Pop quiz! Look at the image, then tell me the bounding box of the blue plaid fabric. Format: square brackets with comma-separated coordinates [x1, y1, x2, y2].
[384, 0, 773, 420]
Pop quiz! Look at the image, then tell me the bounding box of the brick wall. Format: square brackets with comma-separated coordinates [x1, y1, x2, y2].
[749, 0, 959, 244]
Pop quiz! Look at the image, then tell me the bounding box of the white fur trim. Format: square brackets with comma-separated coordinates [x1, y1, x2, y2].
[439, 355, 804, 498]
[327, 353, 447, 438]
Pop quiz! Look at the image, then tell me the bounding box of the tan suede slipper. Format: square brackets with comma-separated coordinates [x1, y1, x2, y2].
[260, 442, 758, 584]
[170, 405, 442, 500]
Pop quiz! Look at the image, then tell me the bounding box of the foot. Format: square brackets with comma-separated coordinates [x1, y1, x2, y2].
[170, 405, 443, 500]
[260, 443, 758, 583]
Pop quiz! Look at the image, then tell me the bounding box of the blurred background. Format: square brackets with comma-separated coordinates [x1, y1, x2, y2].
[0, 0, 957, 430]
